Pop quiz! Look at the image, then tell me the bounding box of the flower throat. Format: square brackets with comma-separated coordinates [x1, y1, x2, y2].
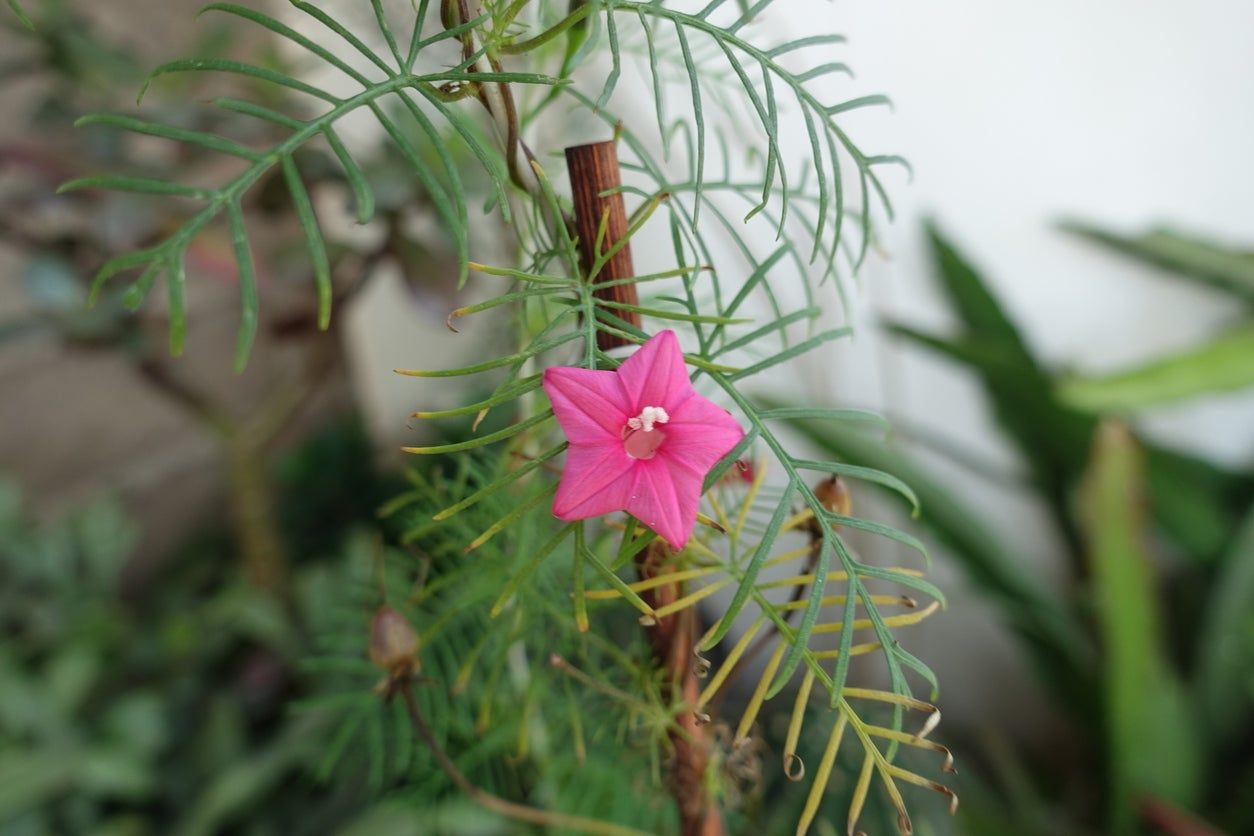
[622, 406, 669, 460]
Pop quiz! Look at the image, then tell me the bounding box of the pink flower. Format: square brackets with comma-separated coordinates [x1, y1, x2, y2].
[542, 330, 745, 550]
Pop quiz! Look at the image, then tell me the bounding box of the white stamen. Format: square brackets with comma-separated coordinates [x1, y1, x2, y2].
[628, 406, 669, 433]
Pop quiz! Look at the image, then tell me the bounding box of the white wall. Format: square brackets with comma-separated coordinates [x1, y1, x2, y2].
[814, 0, 1254, 461]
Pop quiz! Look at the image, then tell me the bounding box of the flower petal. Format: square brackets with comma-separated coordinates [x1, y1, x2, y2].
[662, 393, 745, 474]
[616, 330, 693, 414]
[553, 443, 636, 519]
[543, 366, 629, 443]
[627, 455, 703, 550]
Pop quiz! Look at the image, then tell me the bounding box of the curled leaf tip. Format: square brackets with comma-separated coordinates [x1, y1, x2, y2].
[696, 512, 727, 534]
[783, 753, 805, 781]
[918, 707, 941, 739]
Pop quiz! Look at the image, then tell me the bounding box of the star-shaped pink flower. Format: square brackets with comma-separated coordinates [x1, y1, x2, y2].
[542, 330, 745, 550]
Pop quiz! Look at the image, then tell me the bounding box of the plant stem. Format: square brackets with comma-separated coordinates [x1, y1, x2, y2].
[225, 434, 287, 591]
[639, 542, 725, 836]
[565, 140, 640, 330]
[136, 356, 288, 592]
[567, 139, 724, 836]
[399, 684, 647, 836]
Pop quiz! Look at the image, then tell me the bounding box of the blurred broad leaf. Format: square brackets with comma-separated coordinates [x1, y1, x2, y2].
[894, 226, 1252, 565]
[0, 750, 78, 820]
[1194, 505, 1254, 744]
[911, 226, 1092, 532]
[871, 222, 1250, 831]
[1059, 326, 1254, 411]
[1061, 222, 1254, 304]
[1141, 446, 1249, 564]
[45, 646, 103, 716]
[79, 748, 156, 799]
[1083, 422, 1202, 831]
[75, 496, 138, 586]
[102, 692, 168, 757]
[175, 719, 319, 836]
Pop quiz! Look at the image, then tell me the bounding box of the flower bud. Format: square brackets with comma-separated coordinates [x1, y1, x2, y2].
[814, 476, 852, 518]
[368, 606, 420, 675]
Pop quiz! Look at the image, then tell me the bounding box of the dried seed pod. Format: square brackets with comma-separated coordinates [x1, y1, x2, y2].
[814, 475, 852, 518]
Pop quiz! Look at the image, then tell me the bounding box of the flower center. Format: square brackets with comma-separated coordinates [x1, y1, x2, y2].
[622, 406, 669, 460]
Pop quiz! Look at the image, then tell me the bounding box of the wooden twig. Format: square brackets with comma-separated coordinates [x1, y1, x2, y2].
[565, 141, 640, 350]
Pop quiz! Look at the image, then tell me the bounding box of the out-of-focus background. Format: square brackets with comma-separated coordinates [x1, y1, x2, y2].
[823, 0, 1254, 737]
[2, 1, 1251, 834]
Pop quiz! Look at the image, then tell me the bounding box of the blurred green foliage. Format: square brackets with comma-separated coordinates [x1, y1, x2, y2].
[779, 223, 1254, 835]
[6, 1, 33, 31]
[1057, 224, 1254, 412]
[0, 477, 303, 833]
[0, 423, 392, 835]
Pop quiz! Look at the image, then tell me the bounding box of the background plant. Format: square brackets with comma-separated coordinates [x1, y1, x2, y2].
[0, 425, 413, 834]
[1, 0, 479, 593]
[784, 222, 1254, 835]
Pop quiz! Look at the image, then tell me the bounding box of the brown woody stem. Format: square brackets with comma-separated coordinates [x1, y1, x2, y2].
[565, 141, 641, 351]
